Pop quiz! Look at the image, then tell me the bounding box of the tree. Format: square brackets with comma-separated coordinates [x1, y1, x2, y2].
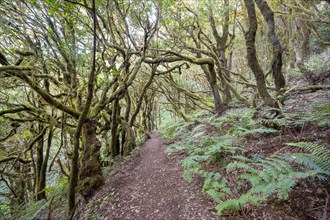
[1, 0, 328, 218]
[243, 0, 275, 106]
[255, 0, 285, 94]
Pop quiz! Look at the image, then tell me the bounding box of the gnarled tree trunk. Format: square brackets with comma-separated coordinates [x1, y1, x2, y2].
[77, 119, 104, 200]
[244, 0, 275, 107]
[255, 0, 285, 94]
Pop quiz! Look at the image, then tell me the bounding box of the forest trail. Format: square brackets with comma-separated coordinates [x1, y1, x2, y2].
[78, 133, 218, 220]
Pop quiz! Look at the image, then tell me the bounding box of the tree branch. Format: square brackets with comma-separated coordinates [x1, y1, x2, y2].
[0, 156, 32, 164]
[24, 126, 48, 153]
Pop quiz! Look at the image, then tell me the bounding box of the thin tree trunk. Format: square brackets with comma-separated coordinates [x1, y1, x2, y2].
[299, 19, 311, 61]
[111, 99, 121, 157]
[244, 0, 275, 106]
[209, 0, 232, 104]
[255, 0, 285, 94]
[36, 124, 45, 200]
[36, 126, 53, 201]
[207, 64, 224, 114]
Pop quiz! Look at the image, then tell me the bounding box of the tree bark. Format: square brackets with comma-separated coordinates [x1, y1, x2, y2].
[111, 99, 121, 157]
[298, 19, 311, 61]
[244, 0, 275, 106]
[36, 126, 53, 201]
[36, 125, 45, 200]
[208, 64, 224, 114]
[77, 119, 104, 199]
[255, 0, 285, 94]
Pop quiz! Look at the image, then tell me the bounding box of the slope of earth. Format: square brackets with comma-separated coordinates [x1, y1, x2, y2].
[77, 133, 218, 220]
[161, 87, 330, 220]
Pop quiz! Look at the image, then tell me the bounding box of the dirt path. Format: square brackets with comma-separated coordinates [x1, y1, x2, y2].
[78, 133, 218, 220]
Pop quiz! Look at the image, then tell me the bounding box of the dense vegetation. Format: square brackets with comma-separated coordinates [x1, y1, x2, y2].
[161, 98, 330, 218]
[0, 0, 329, 219]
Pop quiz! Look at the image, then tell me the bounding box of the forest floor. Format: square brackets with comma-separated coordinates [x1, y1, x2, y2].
[77, 133, 218, 220]
[37, 87, 330, 220]
[75, 89, 330, 220]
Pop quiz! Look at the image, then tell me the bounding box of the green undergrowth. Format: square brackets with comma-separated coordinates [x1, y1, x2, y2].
[10, 178, 68, 220]
[160, 104, 330, 216]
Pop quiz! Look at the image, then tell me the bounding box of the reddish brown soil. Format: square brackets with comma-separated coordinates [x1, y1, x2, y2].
[77, 133, 218, 220]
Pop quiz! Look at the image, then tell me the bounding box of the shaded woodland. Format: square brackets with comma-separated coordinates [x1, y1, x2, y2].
[0, 0, 329, 219]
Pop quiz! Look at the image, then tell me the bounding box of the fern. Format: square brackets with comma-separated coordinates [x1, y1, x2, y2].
[182, 155, 208, 182]
[182, 156, 204, 169]
[292, 102, 330, 126]
[239, 154, 328, 202]
[207, 108, 258, 134]
[216, 199, 240, 215]
[160, 118, 196, 140]
[225, 149, 329, 214]
[164, 109, 330, 217]
[304, 103, 330, 126]
[287, 142, 330, 172]
[216, 193, 264, 215]
[190, 147, 204, 155]
[191, 123, 206, 136]
[230, 155, 252, 162]
[285, 154, 323, 170]
[226, 161, 253, 172]
[261, 157, 292, 173]
[203, 173, 230, 203]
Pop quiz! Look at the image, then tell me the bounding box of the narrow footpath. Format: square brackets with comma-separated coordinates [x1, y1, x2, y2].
[78, 133, 218, 220]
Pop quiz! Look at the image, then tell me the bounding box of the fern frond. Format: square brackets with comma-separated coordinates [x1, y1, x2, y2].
[238, 193, 264, 206]
[183, 170, 193, 182]
[256, 163, 280, 181]
[216, 199, 240, 215]
[227, 161, 253, 172]
[287, 142, 330, 172]
[285, 154, 323, 170]
[295, 103, 330, 126]
[206, 188, 223, 203]
[263, 157, 292, 173]
[190, 147, 204, 155]
[216, 193, 264, 216]
[258, 168, 275, 182]
[182, 157, 199, 169]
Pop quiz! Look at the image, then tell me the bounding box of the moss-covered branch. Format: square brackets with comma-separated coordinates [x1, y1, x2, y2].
[2, 69, 81, 118]
[0, 128, 17, 142]
[308, 23, 330, 46]
[0, 156, 32, 164]
[0, 65, 33, 72]
[0, 106, 34, 117]
[145, 53, 214, 65]
[155, 63, 189, 75]
[129, 66, 156, 127]
[164, 76, 213, 109]
[24, 126, 48, 153]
